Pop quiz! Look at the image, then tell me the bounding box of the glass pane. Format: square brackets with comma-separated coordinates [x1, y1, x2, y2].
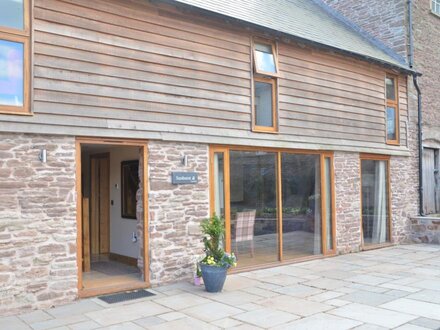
[281, 154, 321, 259]
[213, 152, 225, 219]
[230, 150, 278, 267]
[0, 0, 24, 30]
[255, 43, 277, 73]
[361, 160, 389, 245]
[0, 39, 24, 107]
[387, 106, 397, 141]
[255, 81, 273, 127]
[324, 157, 333, 251]
[385, 77, 396, 100]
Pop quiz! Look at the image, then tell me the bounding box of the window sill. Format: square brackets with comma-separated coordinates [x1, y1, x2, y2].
[0, 108, 32, 116]
[252, 127, 279, 134]
[431, 10, 440, 19]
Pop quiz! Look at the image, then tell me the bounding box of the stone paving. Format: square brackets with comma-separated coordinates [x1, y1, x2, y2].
[3, 244, 440, 330]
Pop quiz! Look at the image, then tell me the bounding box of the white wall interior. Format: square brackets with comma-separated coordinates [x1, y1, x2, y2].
[81, 144, 140, 259]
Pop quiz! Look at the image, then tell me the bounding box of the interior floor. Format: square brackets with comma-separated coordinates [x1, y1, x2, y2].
[233, 231, 322, 268]
[83, 256, 142, 290]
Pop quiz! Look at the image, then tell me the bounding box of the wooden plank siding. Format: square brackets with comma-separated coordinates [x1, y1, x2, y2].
[0, 0, 411, 155]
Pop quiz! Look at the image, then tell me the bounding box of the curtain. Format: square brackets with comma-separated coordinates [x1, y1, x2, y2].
[372, 161, 387, 244]
[313, 157, 322, 254]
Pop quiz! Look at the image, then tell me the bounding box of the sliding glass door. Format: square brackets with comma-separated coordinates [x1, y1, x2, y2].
[210, 146, 335, 268]
[361, 157, 390, 246]
[281, 154, 322, 259]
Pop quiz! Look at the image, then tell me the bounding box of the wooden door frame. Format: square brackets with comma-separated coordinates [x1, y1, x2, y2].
[75, 137, 150, 297]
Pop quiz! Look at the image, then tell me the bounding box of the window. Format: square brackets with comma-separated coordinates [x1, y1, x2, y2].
[210, 146, 336, 269]
[0, 0, 30, 114]
[432, 0, 440, 16]
[360, 155, 390, 246]
[252, 39, 278, 132]
[385, 75, 399, 144]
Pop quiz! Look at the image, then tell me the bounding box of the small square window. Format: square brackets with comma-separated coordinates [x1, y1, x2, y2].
[254, 42, 278, 76]
[385, 77, 396, 101]
[0, 0, 24, 31]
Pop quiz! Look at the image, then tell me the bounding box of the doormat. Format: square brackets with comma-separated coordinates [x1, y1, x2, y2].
[97, 289, 155, 304]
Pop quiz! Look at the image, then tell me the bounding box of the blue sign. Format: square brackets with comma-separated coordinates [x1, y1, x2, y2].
[171, 172, 198, 184]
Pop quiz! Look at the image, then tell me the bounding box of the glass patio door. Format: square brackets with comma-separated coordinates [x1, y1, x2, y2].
[210, 147, 335, 268]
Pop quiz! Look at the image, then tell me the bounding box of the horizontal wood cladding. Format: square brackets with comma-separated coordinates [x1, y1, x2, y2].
[0, 0, 411, 154]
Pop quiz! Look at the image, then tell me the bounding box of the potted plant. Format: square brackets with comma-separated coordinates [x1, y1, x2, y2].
[199, 215, 237, 292]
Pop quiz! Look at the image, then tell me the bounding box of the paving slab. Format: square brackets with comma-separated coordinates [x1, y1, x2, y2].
[380, 298, 440, 321]
[259, 295, 333, 316]
[272, 312, 362, 330]
[328, 302, 418, 328]
[0, 316, 31, 330]
[154, 292, 210, 310]
[233, 307, 299, 328]
[181, 301, 243, 322]
[85, 301, 170, 326]
[410, 317, 440, 329]
[148, 316, 219, 329]
[337, 290, 396, 306]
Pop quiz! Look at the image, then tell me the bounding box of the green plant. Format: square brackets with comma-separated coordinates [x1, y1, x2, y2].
[199, 215, 237, 268]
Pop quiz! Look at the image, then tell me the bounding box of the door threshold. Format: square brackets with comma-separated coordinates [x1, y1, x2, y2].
[79, 281, 149, 298]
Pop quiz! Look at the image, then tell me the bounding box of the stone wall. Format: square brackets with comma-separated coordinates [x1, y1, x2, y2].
[334, 150, 419, 252]
[147, 141, 209, 285]
[0, 133, 77, 316]
[390, 126, 420, 243]
[322, 0, 408, 58]
[413, 1, 440, 147]
[410, 216, 440, 244]
[334, 152, 361, 253]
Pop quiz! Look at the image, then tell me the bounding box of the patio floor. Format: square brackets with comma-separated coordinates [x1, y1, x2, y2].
[3, 244, 440, 329]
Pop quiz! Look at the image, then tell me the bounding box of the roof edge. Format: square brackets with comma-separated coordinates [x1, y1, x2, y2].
[164, 0, 416, 74]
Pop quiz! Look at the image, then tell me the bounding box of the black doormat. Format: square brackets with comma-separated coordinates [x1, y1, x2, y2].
[98, 289, 155, 304]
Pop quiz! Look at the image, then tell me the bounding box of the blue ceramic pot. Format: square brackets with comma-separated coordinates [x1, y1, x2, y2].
[200, 263, 227, 292]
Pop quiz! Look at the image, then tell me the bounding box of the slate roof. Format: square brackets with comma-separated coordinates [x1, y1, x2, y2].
[171, 0, 412, 73]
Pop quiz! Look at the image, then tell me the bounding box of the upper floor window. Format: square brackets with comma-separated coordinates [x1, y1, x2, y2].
[432, 0, 440, 16]
[0, 0, 30, 115]
[385, 75, 399, 145]
[252, 39, 278, 132]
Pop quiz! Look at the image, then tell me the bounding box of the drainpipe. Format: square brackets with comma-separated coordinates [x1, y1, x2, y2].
[408, 0, 425, 215]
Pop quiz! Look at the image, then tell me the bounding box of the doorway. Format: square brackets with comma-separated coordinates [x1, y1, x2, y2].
[76, 138, 149, 297]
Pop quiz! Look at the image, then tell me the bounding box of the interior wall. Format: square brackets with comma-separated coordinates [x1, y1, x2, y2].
[81, 145, 140, 259]
[109, 147, 140, 258]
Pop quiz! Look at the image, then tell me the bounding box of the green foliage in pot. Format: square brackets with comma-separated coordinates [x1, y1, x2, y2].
[200, 215, 236, 268]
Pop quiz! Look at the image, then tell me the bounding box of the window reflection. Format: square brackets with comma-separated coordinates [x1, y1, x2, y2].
[0, 39, 24, 107]
[0, 0, 24, 30]
[255, 43, 277, 74]
[281, 154, 322, 258]
[230, 151, 278, 267]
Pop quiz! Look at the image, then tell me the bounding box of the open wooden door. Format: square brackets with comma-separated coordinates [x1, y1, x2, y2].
[90, 153, 110, 256]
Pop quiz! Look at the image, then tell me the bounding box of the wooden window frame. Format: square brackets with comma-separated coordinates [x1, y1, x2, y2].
[432, 0, 440, 17]
[0, 0, 31, 115]
[253, 39, 279, 77]
[252, 76, 277, 133]
[251, 37, 279, 133]
[209, 145, 336, 272]
[359, 154, 392, 250]
[385, 75, 399, 145]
